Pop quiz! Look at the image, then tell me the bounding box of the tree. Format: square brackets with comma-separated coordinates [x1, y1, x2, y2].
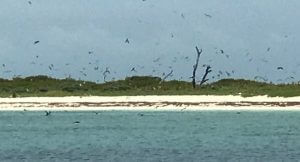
[192, 46, 202, 88]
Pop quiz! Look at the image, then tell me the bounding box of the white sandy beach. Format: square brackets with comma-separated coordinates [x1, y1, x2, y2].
[0, 95, 300, 111]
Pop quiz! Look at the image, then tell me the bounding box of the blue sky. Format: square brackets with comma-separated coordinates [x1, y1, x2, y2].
[0, 0, 300, 83]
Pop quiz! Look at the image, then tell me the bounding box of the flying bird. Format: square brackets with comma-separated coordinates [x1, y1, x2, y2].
[125, 38, 130, 44]
[181, 13, 185, 19]
[34, 41, 40, 44]
[131, 67, 137, 72]
[45, 111, 51, 116]
[204, 13, 212, 18]
[28, 1, 32, 5]
[277, 67, 284, 70]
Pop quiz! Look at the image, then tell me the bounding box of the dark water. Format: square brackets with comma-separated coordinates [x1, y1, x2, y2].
[1, 110, 300, 162]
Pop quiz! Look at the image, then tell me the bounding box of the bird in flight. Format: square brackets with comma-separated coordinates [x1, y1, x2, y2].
[204, 13, 212, 18]
[125, 38, 130, 44]
[28, 1, 32, 5]
[45, 111, 51, 116]
[88, 51, 93, 55]
[131, 67, 137, 72]
[277, 67, 284, 70]
[181, 13, 185, 19]
[34, 41, 40, 44]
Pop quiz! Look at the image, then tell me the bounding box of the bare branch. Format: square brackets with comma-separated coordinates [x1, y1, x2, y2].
[199, 66, 212, 86]
[160, 70, 173, 84]
[192, 46, 203, 88]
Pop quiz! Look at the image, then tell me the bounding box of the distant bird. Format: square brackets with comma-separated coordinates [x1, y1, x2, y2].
[34, 41, 40, 44]
[204, 13, 212, 18]
[267, 47, 271, 52]
[181, 13, 185, 19]
[153, 58, 160, 63]
[73, 121, 80, 124]
[88, 51, 93, 55]
[277, 67, 284, 70]
[131, 67, 137, 72]
[125, 38, 130, 44]
[28, 1, 32, 5]
[45, 111, 51, 116]
[220, 50, 224, 54]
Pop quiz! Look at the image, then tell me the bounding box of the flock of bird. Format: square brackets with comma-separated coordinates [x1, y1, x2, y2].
[0, 1, 297, 84]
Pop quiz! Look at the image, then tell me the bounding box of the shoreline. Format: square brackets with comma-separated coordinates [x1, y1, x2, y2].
[1, 95, 300, 111]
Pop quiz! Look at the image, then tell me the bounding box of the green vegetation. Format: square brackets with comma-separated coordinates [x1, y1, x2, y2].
[0, 75, 299, 97]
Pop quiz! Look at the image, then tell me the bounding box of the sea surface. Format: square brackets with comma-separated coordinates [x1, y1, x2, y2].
[0, 110, 300, 161]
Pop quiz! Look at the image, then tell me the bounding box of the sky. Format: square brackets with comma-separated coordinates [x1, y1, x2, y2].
[0, 0, 300, 83]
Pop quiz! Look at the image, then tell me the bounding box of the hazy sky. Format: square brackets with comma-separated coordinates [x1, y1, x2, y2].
[1, 0, 300, 83]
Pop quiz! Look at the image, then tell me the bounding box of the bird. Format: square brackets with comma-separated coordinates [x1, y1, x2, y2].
[34, 41, 40, 44]
[125, 38, 130, 44]
[277, 67, 284, 70]
[73, 121, 80, 124]
[131, 67, 137, 72]
[181, 13, 185, 19]
[204, 13, 212, 18]
[88, 51, 93, 55]
[28, 1, 32, 5]
[45, 111, 51, 116]
[267, 47, 271, 52]
[220, 49, 224, 54]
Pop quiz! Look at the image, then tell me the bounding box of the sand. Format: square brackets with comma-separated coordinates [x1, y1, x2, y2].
[0, 95, 300, 111]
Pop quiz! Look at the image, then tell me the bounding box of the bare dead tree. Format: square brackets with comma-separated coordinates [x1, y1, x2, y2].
[192, 46, 202, 88]
[160, 70, 173, 84]
[199, 65, 212, 86]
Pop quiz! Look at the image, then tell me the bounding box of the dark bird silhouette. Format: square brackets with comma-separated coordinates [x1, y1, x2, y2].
[73, 121, 80, 124]
[153, 58, 160, 63]
[220, 49, 224, 54]
[181, 13, 185, 19]
[125, 38, 130, 44]
[131, 67, 137, 72]
[45, 111, 51, 116]
[267, 47, 271, 52]
[34, 41, 40, 44]
[28, 1, 32, 5]
[277, 67, 284, 70]
[204, 13, 212, 18]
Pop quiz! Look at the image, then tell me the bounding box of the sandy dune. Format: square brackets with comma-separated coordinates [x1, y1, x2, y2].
[0, 95, 300, 111]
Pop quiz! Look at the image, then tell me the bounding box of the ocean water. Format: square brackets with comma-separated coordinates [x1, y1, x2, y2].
[0, 110, 300, 161]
